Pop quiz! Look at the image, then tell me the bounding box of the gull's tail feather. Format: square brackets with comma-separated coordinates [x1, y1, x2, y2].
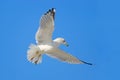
[27, 44, 42, 64]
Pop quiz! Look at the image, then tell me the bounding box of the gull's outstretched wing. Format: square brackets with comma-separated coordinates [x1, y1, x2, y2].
[36, 8, 55, 44]
[46, 47, 92, 65]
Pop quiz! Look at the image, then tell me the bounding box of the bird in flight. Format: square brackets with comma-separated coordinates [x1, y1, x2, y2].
[27, 8, 92, 65]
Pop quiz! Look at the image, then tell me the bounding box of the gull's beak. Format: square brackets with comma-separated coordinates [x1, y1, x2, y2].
[64, 42, 69, 47]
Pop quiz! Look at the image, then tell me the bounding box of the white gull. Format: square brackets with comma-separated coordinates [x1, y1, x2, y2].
[27, 8, 92, 65]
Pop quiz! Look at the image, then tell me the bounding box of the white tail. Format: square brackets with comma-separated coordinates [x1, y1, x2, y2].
[27, 44, 42, 64]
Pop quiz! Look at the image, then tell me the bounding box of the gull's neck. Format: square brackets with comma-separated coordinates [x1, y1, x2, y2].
[53, 41, 61, 47]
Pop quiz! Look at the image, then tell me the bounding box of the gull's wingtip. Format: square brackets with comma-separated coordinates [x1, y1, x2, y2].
[52, 8, 56, 12]
[44, 8, 56, 19]
[81, 60, 93, 65]
[84, 62, 92, 65]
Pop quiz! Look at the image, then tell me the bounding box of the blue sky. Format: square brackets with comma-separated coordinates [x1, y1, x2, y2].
[0, 0, 120, 80]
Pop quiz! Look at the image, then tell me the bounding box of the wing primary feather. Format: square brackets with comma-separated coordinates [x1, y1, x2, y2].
[80, 60, 92, 65]
[44, 8, 55, 20]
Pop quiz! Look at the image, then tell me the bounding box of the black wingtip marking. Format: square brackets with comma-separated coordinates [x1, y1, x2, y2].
[44, 8, 55, 15]
[81, 60, 92, 65]
[52, 8, 55, 12]
[44, 8, 56, 19]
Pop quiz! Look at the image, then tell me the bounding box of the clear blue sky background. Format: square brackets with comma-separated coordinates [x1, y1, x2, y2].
[0, 0, 120, 80]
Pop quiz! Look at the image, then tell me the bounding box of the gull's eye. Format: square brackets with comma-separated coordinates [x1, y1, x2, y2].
[63, 40, 65, 42]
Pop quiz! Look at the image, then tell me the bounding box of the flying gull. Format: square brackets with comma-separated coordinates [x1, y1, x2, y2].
[27, 8, 92, 65]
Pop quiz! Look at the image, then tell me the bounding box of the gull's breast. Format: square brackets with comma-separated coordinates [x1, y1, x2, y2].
[38, 45, 54, 53]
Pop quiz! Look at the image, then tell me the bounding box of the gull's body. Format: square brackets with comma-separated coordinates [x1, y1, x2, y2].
[27, 8, 92, 65]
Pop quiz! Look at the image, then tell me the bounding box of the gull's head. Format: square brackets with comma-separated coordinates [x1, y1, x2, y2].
[53, 38, 69, 47]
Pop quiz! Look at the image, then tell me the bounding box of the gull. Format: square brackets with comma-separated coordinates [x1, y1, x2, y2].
[27, 8, 92, 65]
